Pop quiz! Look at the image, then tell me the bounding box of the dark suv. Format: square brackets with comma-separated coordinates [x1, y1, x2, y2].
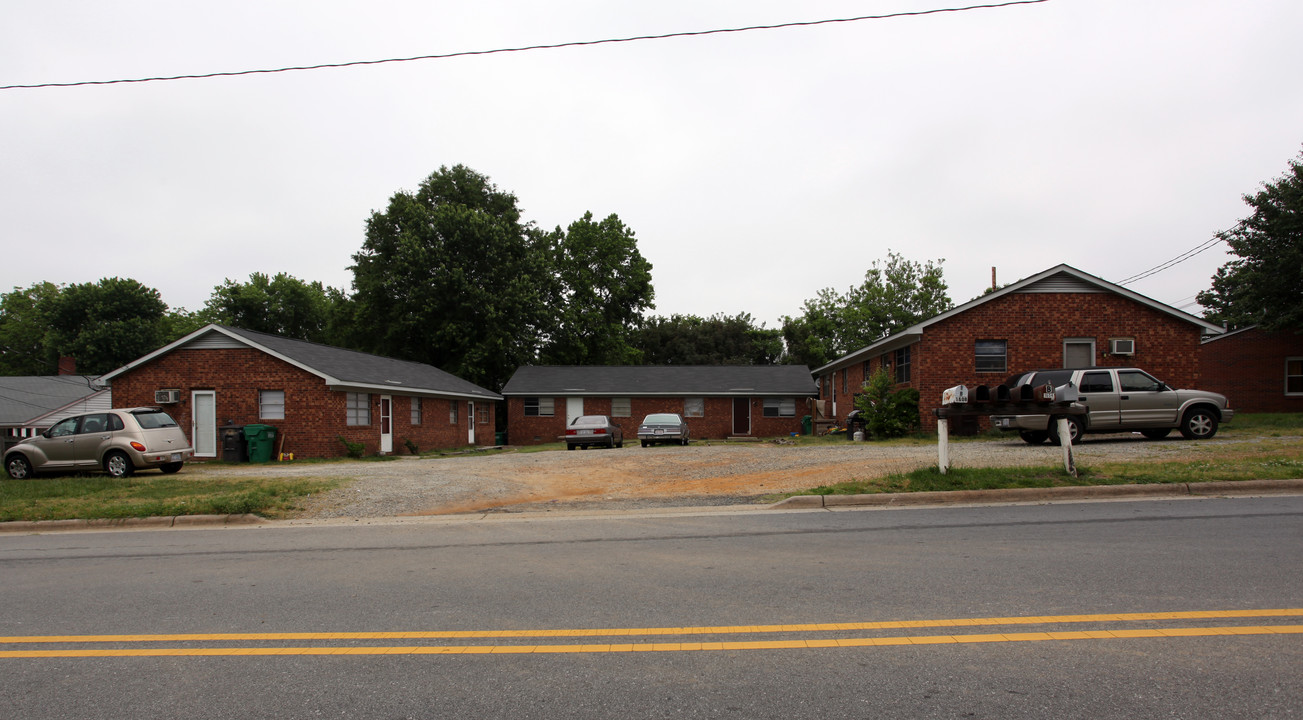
[992, 367, 1233, 444]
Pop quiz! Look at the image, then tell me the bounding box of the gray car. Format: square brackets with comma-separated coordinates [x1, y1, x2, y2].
[637, 413, 690, 447]
[4, 407, 193, 479]
[992, 367, 1234, 444]
[565, 415, 624, 450]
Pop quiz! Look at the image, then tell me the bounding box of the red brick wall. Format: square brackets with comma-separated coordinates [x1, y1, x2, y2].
[109, 348, 495, 458]
[821, 293, 1207, 429]
[505, 395, 807, 445]
[1199, 327, 1303, 413]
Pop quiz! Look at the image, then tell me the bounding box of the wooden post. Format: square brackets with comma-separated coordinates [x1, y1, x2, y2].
[937, 417, 950, 474]
[1056, 417, 1077, 477]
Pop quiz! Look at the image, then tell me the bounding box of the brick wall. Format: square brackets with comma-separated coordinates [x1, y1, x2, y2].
[505, 395, 808, 445]
[110, 348, 495, 458]
[820, 292, 1208, 430]
[1199, 327, 1303, 413]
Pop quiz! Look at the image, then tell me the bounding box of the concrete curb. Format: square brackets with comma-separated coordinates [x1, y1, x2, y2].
[769, 478, 1303, 509]
[0, 513, 264, 534]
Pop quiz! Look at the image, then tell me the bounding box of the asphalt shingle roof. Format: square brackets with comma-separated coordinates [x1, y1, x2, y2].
[0, 376, 104, 424]
[501, 365, 817, 397]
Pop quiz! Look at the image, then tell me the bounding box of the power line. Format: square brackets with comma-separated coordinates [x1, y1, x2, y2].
[1, 0, 1053, 91]
[1115, 235, 1227, 287]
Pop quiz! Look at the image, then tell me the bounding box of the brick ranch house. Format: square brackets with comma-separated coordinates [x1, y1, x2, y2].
[98, 324, 501, 458]
[1199, 325, 1303, 413]
[813, 264, 1227, 431]
[500, 365, 817, 445]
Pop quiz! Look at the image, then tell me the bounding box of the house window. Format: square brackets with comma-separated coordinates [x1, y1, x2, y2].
[524, 397, 554, 417]
[684, 398, 704, 417]
[894, 347, 911, 383]
[1288, 358, 1303, 395]
[477, 404, 490, 425]
[259, 390, 285, 420]
[449, 400, 459, 424]
[611, 397, 631, 417]
[763, 397, 796, 417]
[346, 392, 371, 426]
[975, 340, 1007, 373]
[411, 398, 422, 425]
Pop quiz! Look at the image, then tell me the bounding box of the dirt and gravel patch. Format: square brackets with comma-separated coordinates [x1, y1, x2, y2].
[190, 434, 1231, 518]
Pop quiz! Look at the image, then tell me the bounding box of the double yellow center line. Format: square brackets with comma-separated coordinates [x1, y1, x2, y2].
[3, 609, 1300, 658]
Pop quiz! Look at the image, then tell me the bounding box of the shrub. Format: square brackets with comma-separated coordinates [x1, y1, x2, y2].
[854, 369, 921, 439]
[403, 437, 419, 455]
[337, 436, 365, 458]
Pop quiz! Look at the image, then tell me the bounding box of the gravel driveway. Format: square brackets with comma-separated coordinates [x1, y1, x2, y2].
[192, 434, 1243, 518]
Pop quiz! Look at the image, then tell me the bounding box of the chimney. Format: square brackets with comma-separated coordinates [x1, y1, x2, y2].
[991, 267, 997, 290]
[58, 356, 77, 375]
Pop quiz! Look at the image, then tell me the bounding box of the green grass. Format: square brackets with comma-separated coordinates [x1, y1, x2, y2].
[0, 472, 338, 522]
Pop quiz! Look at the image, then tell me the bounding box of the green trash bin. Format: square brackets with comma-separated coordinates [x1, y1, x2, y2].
[494, 431, 507, 446]
[801, 415, 813, 436]
[243, 424, 277, 463]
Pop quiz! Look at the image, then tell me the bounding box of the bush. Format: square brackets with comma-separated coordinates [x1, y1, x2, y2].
[854, 369, 920, 439]
[403, 437, 419, 455]
[337, 436, 365, 458]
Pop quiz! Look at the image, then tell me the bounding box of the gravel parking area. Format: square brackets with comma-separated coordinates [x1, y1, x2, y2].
[191, 434, 1242, 518]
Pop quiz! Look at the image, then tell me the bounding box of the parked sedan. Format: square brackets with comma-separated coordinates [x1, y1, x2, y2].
[637, 413, 690, 447]
[4, 407, 193, 479]
[565, 415, 624, 450]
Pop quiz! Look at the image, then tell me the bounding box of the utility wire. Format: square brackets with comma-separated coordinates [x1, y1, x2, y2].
[1, 0, 1053, 91]
[1115, 235, 1227, 287]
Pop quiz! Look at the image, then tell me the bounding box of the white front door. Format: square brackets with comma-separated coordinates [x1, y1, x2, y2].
[467, 402, 476, 444]
[566, 397, 584, 426]
[379, 395, 393, 454]
[192, 391, 216, 457]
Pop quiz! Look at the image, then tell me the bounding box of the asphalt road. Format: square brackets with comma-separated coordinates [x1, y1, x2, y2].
[3, 496, 1301, 719]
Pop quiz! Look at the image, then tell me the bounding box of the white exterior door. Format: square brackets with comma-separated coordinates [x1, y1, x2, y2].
[192, 391, 216, 457]
[379, 395, 393, 454]
[467, 402, 476, 444]
[566, 397, 584, 426]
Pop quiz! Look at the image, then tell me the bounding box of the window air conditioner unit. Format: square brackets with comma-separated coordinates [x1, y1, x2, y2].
[154, 389, 181, 404]
[1109, 339, 1135, 356]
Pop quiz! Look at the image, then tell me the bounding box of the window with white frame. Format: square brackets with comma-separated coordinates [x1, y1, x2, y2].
[449, 400, 458, 424]
[259, 390, 285, 420]
[477, 404, 490, 425]
[763, 397, 796, 417]
[975, 340, 1007, 373]
[894, 346, 911, 383]
[1288, 358, 1303, 395]
[684, 398, 704, 417]
[611, 397, 631, 417]
[524, 397, 554, 417]
[346, 392, 371, 426]
[411, 397, 422, 425]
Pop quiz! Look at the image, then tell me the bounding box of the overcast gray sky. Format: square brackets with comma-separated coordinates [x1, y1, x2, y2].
[3, 0, 1300, 330]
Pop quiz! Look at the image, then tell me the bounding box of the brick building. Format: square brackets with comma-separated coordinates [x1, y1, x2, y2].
[1199, 325, 1303, 413]
[99, 325, 500, 459]
[500, 366, 817, 445]
[813, 265, 1227, 430]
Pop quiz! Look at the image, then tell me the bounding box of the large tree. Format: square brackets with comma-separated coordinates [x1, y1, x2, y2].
[0, 282, 62, 375]
[538, 212, 655, 365]
[349, 165, 551, 390]
[1197, 150, 1303, 332]
[44, 277, 168, 375]
[633, 313, 784, 366]
[782, 252, 951, 367]
[203, 272, 342, 343]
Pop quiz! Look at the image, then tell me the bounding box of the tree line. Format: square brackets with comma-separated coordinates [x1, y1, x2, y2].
[4, 152, 1298, 389]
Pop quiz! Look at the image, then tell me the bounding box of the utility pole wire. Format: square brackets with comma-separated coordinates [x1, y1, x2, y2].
[1, 0, 1052, 91]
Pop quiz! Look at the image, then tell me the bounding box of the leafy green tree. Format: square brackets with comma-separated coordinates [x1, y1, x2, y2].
[1197, 150, 1303, 332]
[539, 212, 654, 365]
[349, 165, 551, 390]
[160, 307, 209, 342]
[44, 277, 168, 375]
[203, 272, 341, 342]
[633, 313, 784, 365]
[0, 281, 62, 375]
[854, 368, 921, 439]
[782, 252, 951, 367]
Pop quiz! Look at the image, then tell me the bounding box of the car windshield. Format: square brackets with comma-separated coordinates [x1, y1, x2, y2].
[132, 410, 179, 429]
[571, 416, 608, 426]
[643, 414, 680, 424]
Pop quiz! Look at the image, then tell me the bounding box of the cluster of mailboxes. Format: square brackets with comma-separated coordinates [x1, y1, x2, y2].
[941, 382, 1079, 407]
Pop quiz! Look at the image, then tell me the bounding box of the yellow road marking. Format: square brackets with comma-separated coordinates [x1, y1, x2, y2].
[4, 608, 1301, 645]
[0, 625, 1299, 658]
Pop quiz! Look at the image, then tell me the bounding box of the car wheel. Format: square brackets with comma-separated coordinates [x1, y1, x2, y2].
[1048, 416, 1083, 446]
[1018, 430, 1048, 445]
[1180, 408, 1219, 439]
[681, 436, 689, 446]
[5, 454, 33, 480]
[160, 462, 184, 474]
[1141, 428, 1172, 440]
[104, 451, 135, 478]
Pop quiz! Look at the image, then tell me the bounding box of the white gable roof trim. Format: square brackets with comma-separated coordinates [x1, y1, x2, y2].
[814, 264, 1225, 374]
